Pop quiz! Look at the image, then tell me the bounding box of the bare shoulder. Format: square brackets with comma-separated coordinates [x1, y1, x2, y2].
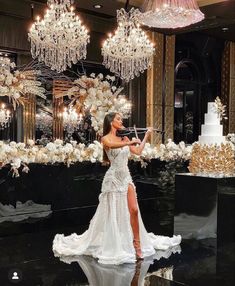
[101, 135, 109, 144]
[101, 135, 111, 148]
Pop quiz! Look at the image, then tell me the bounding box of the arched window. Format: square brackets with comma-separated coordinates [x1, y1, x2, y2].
[174, 60, 201, 144]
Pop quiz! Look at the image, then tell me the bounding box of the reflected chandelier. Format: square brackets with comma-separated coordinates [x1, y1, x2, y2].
[102, 8, 155, 82]
[0, 103, 11, 130]
[28, 0, 90, 73]
[141, 0, 205, 29]
[36, 112, 53, 135]
[62, 106, 83, 135]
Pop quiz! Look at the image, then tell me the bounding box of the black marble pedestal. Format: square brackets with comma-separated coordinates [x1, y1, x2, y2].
[174, 173, 235, 244]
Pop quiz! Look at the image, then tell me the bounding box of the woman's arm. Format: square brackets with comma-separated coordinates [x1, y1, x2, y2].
[129, 128, 153, 155]
[101, 136, 141, 149]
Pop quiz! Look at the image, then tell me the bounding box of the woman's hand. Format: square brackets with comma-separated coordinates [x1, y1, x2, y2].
[129, 138, 141, 145]
[122, 136, 141, 145]
[122, 136, 130, 143]
[145, 127, 153, 138]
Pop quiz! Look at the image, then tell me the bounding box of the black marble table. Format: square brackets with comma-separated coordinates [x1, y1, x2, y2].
[174, 173, 235, 246]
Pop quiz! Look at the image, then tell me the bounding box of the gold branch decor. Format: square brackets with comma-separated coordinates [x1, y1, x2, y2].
[188, 142, 235, 177]
[63, 73, 131, 135]
[0, 57, 45, 109]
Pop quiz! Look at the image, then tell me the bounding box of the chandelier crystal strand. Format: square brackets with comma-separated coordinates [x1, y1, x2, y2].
[102, 8, 155, 82]
[28, 0, 90, 73]
[141, 0, 205, 29]
[0, 103, 11, 130]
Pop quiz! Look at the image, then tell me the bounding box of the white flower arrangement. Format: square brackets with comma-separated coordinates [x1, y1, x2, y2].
[130, 139, 192, 168]
[0, 139, 192, 177]
[0, 139, 103, 177]
[66, 73, 131, 134]
[0, 57, 45, 109]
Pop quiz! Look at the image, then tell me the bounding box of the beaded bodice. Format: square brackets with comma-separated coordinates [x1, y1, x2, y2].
[105, 146, 130, 169]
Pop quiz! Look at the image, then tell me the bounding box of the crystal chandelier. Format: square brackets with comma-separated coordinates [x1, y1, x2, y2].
[62, 106, 83, 136]
[102, 8, 155, 82]
[28, 0, 90, 73]
[36, 112, 53, 135]
[141, 0, 205, 29]
[0, 103, 11, 130]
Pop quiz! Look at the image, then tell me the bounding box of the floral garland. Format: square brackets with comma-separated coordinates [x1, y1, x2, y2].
[0, 57, 45, 109]
[130, 139, 192, 167]
[0, 139, 192, 177]
[66, 73, 131, 134]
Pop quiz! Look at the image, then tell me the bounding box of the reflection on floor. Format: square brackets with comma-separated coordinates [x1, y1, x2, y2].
[0, 227, 234, 286]
[0, 200, 52, 223]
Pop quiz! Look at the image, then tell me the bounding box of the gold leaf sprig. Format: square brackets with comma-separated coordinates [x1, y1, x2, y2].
[214, 96, 228, 121]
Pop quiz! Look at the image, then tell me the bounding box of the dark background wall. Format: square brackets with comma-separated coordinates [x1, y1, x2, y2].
[174, 32, 225, 143]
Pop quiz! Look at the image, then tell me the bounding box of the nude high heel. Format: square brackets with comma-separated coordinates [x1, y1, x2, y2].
[133, 239, 144, 260]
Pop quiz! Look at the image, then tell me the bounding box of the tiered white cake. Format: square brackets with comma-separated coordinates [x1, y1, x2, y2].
[199, 102, 226, 145]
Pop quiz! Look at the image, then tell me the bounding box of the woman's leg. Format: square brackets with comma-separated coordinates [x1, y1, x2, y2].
[127, 184, 142, 258]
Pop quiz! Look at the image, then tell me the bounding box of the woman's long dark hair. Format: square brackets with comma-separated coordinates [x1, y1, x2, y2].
[102, 112, 117, 163]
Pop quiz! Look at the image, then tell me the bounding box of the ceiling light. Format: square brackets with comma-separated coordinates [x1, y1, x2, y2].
[93, 4, 103, 9]
[222, 27, 229, 32]
[140, 0, 205, 29]
[28, 0, 90, 73]
[102, 8, 155, 82]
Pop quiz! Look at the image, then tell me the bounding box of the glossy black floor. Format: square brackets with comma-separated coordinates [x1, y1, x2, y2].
[0, 226, 234, 286]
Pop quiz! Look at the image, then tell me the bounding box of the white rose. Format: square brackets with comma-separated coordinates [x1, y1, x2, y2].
[46, 142, 56, 152]
[27, 139, 35, 146]
[11, 158, 21, 169]
[179, 141, 185, 149]
[10, 141, 17, 147]
[64, 143, 73, 153]
[17, 142, 26, 149]
[90, 158, 96, 163]
[97, 73, 104, 80]
[54, 139, 63, 146]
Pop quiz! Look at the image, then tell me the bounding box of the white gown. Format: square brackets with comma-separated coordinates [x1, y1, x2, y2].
[53, 146, 181, 265]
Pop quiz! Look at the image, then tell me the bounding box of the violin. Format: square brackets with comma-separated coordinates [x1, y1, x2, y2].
[117, 125, 165, 138]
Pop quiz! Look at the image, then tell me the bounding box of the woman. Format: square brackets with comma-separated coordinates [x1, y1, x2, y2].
[53, 112, 181, 264]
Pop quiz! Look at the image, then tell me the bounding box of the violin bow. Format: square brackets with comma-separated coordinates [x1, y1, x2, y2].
[133, 124, 139, 139]
[125, 127, 165, 134]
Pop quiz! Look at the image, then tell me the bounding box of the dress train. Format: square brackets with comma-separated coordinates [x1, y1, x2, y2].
[53, 146, 181, 265]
